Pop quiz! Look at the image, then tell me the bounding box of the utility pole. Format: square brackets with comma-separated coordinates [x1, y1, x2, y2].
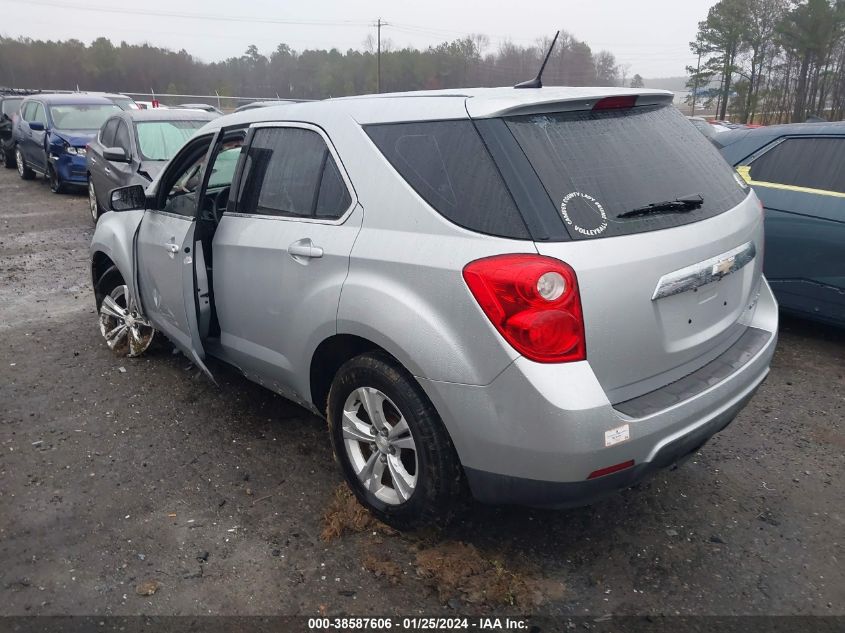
[376, 17, 387, 93]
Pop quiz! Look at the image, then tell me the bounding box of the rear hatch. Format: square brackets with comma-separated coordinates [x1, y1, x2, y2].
[494, 100, 764, 403]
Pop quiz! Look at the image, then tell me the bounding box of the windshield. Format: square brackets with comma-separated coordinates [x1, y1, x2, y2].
[505, 105, 748, 240]
[2, 98, 22, 116]
[136, 120, 207, 161]
[49, 104, 121, 131]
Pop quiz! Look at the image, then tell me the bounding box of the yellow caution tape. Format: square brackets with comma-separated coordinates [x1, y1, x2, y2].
[736, 165, 845, 198]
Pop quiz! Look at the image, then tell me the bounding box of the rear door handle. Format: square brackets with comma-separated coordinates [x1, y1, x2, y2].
[164, 242, 179, 258]
[288, 238, 324, 260]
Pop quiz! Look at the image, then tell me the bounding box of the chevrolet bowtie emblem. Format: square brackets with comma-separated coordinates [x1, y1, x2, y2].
[652, 242, 756, 300]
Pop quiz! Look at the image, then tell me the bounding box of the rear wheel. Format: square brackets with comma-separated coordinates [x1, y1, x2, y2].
[89, 179, 103, 222]
[327, 352, 464, 530]
[1, 145, 15, 169]
[48, 163, 66, 194]
[96, 265, 155, 357]
[15, 147, 34, 180]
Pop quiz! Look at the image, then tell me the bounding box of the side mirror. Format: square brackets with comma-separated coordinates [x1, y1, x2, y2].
[29, 121, 45, 131]
[110, 184, 146, 212]
[103, 146, 130, 163]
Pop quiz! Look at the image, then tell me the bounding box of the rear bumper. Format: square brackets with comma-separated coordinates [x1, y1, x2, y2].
[418, 278, 778, 507]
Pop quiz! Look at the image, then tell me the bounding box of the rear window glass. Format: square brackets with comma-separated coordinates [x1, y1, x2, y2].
[2, 98, 22, 116]
[749, 137, 845, 194]
[365, 120, 529, 239]
[506, 105, 748, 240]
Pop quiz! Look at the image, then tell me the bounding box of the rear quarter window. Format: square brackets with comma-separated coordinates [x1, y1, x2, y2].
[505, 105, 749, 240]
[365, 120, 529, 239]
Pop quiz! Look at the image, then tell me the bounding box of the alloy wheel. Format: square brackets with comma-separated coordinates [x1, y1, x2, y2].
[341, 387, 418, 505]
[98, 284, 154, 357]
[15, 148, 24, 178]
[89, 181, 99, 221]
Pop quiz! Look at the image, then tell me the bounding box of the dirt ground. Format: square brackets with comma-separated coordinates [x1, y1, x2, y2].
[0, 166, 843, 617]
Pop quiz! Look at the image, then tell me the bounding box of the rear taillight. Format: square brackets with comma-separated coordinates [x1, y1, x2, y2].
[462, 254, 585, 363]
[593, 95, 637, 110]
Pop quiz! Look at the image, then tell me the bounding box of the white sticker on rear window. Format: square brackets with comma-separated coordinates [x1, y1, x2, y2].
[561, 192, 608, 236]
[604, 424, 630, 447]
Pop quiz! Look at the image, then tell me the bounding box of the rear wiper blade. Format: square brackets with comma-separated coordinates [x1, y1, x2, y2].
[619, 194, 704, 219]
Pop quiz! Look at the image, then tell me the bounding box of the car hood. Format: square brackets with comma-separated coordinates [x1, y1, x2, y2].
[52, 129, 98, 146]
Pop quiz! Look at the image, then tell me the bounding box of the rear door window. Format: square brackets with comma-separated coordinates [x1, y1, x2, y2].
[505, 105, 748, 240]
[237, 127, 351, 220]
[749, 137, 845, 194]
[365, 120, 528, 239]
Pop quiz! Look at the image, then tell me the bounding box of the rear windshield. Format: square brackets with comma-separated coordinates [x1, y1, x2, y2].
[136, 120, 206, 161]
[506, 105, 748, 240]
[49, 104, 121, 131]
[2, 98, 22, 116]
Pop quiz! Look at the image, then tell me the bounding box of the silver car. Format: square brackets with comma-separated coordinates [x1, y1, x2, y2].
[90, 87, 778, 528]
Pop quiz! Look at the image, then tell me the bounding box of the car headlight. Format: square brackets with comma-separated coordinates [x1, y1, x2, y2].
[64, 145, 86, 156]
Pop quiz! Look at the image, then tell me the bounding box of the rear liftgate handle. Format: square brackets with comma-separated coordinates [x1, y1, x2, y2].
[288, 238, 324, 264]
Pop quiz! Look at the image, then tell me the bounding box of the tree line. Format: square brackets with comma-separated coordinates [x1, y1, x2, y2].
[0, 32, 622, 103]
[687, 0, 845, 123]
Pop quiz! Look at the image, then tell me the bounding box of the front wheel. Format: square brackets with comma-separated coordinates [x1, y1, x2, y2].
[96, 265, 155, 357]
[15, 147, 34, 180]
[48, 163, 66, 194]
[88, 179, 103, 222]
[327, 352, 464, 530]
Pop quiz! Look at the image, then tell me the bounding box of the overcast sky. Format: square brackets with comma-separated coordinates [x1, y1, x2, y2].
[2, 0, 715, 78]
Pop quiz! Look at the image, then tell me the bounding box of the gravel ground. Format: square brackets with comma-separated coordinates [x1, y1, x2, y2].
[0, 166, 843, 618]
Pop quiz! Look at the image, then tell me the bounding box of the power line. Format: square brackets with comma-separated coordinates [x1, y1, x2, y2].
[0, 0, 371, 28]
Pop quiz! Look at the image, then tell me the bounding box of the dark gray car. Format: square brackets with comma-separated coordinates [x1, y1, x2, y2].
[718, 122, 845, 327]
[87, 109, 216, 222]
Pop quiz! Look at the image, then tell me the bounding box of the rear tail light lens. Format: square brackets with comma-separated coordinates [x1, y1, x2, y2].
[462, 254, 586, 363]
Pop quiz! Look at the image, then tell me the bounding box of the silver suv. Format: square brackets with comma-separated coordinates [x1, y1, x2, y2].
[90, 87, 778, 528]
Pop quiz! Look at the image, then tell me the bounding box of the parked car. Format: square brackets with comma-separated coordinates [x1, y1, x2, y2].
[687, 116, 718, 140]
[234, 100, 304, 112]
[90, 92, 140, 111]
[719, 122, 845, 326]
[13, 93, 120, 192]
[86, 109, 216, 222]
[135, 101, 169, 110]
[90, 87, 778, 528]
[173, 103, 223, 115]
[0, 94, 25, 168]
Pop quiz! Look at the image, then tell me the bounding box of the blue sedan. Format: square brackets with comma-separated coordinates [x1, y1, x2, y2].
[12, 93, 120, 193]
[718, 122, 845, 327]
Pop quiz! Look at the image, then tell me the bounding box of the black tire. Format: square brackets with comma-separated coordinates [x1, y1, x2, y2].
[95, 265, 123, 308]
[15, 147, 34, 180]
[327, 351, 465, 530]
[48, 163, 66, 194]
[88, 178, 103, 223]
[1, 145, 15, 169]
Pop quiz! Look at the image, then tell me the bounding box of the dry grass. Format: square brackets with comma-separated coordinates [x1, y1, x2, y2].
[414, 541, 564, 609]
[321, 485, 565, 609]
[320, 484, 397, 542]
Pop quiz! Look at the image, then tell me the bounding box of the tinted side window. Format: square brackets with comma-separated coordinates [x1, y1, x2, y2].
[238, 127, 350, 219]
[114, 121, 131, 153]
[100, 118, 118, 147]
[365, 120, 528, 239]
[750, 137, 845, 194]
